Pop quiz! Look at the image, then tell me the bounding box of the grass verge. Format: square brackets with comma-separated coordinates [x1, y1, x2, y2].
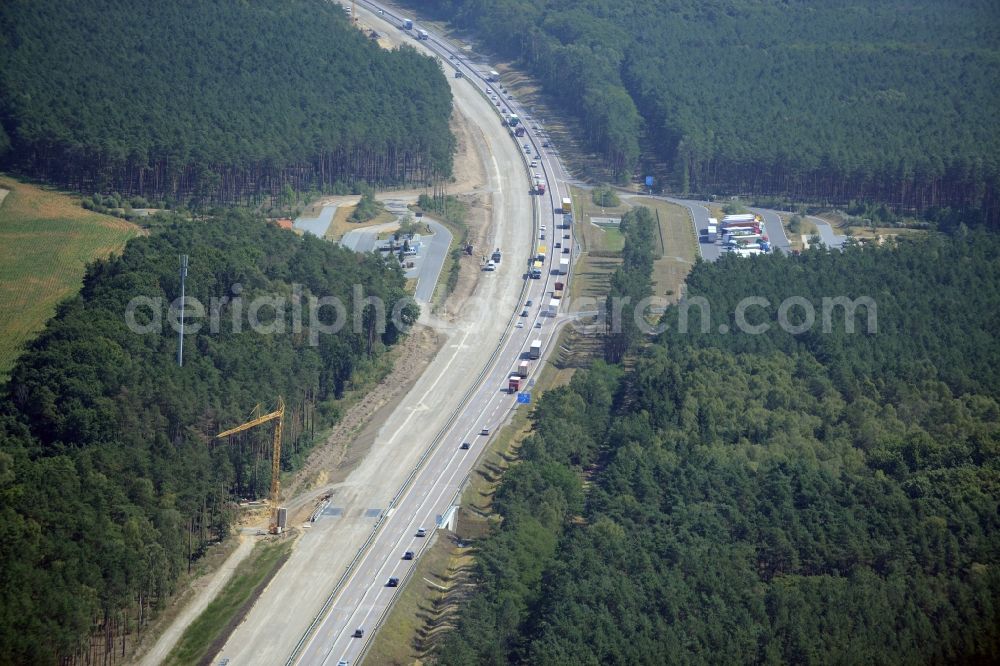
[325, 203, 395, 242]
[632, 197, 698, 300]
[367, 327, 578, 664]
[0, 174, 141, 381]
[163, 537, 294, 666]
[564, 185, 626, 313]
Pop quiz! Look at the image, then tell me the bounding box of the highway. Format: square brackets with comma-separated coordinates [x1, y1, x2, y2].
[215, 4, 817, 664]
[213, 3, 572, 665]
[289, 5, 573, 664]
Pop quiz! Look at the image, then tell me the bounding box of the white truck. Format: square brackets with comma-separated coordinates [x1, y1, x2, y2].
[417, 29, 429, 40]
[529, 339, 542, 359]
[703, 217, 719, 243]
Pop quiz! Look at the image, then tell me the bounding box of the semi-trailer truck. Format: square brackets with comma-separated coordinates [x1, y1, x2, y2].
[529, 339, 542, 359]
[561, 197, 572, 214]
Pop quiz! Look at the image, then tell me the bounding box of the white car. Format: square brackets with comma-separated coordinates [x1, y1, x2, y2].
[530, 160, 537, 167]
[516, 321, 524, 328]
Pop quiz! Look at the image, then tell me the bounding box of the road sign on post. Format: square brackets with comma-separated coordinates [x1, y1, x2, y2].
[517, 392, 531, 404]
[644, 175, 654, 195]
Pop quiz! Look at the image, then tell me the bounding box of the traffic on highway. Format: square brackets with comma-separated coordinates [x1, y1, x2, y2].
[288, 6, 574, 664]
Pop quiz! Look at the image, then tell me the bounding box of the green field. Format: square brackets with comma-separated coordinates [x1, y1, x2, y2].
[0, 175, 140, 380]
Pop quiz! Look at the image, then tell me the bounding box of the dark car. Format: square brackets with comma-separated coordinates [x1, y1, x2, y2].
[353, 628, 364, 638]
[461, 442, 471, 450]
[387, 577, 400, 587]
[403, 551, 415, 560]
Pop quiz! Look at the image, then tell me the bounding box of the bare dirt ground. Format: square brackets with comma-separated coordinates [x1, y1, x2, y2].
[283, 324, 444, 509]
[282, 95, 494, 513]
[130, 31, 499, 662]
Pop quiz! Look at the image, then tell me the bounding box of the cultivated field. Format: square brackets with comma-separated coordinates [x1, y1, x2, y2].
[0, 175, 140, 380]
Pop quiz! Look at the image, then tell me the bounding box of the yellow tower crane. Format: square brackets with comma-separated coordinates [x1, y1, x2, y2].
[216, 397, 286, 534]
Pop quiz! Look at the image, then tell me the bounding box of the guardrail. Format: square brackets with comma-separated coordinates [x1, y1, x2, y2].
[285, 31, 541, 666]
[283, 7, 550, 663]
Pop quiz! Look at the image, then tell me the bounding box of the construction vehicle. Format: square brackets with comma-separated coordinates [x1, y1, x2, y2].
[216, 397, 285, 534]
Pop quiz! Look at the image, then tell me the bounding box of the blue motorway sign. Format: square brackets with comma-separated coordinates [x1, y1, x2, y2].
[517, 392, 531, 404]
[644, 175, 654, 187]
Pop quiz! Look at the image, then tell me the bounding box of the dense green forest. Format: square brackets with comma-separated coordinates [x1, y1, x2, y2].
[415, 0, 1000, 224]
[604, 206, 656, 363]
[0, 0, 454, 206]
[0, 212, 417, 662]
[437, 230, 1000, 663]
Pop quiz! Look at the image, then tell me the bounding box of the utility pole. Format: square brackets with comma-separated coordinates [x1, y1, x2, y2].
[178, 254, 188, 367]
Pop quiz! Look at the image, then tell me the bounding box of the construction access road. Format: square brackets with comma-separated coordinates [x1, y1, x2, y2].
[213, 4, 569, 665]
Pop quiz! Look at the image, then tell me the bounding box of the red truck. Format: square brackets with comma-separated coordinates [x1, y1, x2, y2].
[508, 375, 522, 393]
